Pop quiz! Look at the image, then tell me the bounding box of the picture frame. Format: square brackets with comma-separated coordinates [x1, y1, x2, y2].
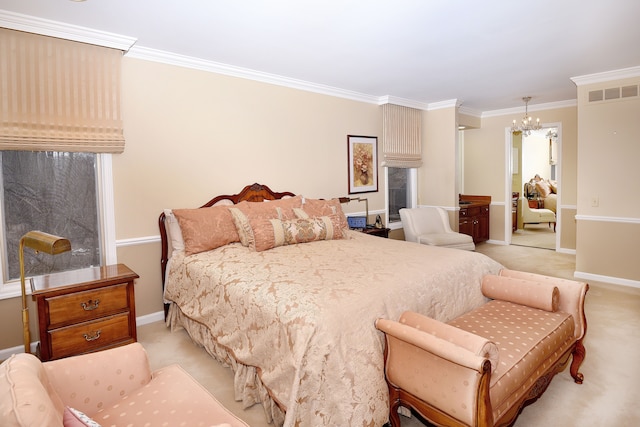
[347, 135, 378, 194]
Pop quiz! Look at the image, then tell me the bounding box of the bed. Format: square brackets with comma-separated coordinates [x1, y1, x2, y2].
[159, 183, 503, 427]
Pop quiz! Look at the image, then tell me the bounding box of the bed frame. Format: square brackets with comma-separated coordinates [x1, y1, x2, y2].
[158, 183, 295, 316]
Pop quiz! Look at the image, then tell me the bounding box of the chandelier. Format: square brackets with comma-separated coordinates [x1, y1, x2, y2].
[511, 96, 541, 136]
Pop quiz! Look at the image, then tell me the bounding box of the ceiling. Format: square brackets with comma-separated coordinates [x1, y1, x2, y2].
[1, 0, 639, 114]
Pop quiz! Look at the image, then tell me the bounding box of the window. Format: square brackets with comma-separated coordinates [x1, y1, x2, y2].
[0, 151, 102, 283]
[387, 167, 417, 224]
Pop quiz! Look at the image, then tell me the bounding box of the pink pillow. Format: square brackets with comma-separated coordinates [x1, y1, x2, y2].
[481, 274, 559, 312]
[229, 196, 303, 247]
[172, 205, 240, 255]
[300, 198, 349, 232]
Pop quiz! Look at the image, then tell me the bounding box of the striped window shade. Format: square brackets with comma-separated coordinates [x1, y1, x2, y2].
[0, 28, 125, 153]
[381, 103, 422, 168]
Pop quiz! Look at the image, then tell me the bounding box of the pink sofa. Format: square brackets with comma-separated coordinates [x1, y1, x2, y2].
[376, 269, 588, 427]
[0, 342, 249, 427]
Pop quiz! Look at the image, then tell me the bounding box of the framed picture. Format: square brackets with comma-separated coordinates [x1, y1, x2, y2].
[347, 135, 378, 194]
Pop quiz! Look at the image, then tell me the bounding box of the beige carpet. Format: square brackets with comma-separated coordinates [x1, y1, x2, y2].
[511, 222, 556, 250]
[138, 242, 640, 426]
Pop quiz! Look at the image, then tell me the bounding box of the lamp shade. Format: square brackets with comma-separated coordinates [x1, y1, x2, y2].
[19, 231, 71, 354]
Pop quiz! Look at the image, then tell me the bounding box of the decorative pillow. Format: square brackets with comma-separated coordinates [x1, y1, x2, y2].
[172, 205, 239, 255]
[229, 197, 303, 247]
[548, 180, 558, 194]
[63, 406, 102, 427]
[481, 274, 559, 312]
[300, 198, 349, 232]
[250, 215, 343, 252]
[535, 180, 552, 198]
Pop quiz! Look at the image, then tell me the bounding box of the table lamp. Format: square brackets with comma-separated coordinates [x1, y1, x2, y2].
[339, 196, 369, 228]
[19, 231, 71, 353]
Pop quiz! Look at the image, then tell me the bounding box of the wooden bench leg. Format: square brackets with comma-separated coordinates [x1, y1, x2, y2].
[388, 385, 402, 427]
[570, 340, 586, 384]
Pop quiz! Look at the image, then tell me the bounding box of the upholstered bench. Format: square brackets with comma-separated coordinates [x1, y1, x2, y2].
[375, 269, 588, 427]
[0, 342, 249, 427]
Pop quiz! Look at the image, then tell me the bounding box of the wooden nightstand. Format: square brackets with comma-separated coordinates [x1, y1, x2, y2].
[360, 226, 390, 238]
[30, 264, 139, 361]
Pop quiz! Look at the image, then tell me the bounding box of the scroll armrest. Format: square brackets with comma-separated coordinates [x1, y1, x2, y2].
[43, 343, 153, 415]
[376, 317, 494, 427]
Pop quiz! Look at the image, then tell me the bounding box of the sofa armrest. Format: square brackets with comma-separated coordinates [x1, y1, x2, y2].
[499, 269, 589, 340]
[376, 315, 495, 426]
[43, 343, 153, 416]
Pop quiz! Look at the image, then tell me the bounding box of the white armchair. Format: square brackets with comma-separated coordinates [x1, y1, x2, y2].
[521, 197, 556, 231]
[399, 207, 475, 251]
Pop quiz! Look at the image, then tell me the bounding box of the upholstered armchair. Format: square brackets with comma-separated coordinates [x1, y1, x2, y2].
[521, 197, 556, 231]
[0, 343, 249, 427]
[400, 207, 475, 251]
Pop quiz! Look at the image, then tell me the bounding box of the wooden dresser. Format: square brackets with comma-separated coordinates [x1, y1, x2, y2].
[458, 195, 491, 243]
[31, 264, 139, 361]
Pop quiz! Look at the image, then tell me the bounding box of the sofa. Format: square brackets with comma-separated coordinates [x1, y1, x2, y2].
[0, 342, 249, 427]
[375, 269, 588, 427]
[524, 178, 557, 213]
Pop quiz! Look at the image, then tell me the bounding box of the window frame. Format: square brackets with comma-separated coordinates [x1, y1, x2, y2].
[385, 167, 418, 231]
[0, 153, 116, 300]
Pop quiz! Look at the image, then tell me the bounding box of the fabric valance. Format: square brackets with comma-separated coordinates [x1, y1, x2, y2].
[0, 28, 125, 153]
[381, 103, 422, 168]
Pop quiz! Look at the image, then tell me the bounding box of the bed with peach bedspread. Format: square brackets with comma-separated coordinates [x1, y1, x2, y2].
[159, 184, 502, 427]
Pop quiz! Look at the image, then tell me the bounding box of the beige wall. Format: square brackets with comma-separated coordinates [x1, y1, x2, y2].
[574, 75, 640, 282]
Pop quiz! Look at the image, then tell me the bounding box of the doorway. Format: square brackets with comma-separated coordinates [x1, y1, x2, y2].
[507, 125, 561, 250]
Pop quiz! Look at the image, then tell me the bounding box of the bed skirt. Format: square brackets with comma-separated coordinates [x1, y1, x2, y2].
[167, 303, 285, 426]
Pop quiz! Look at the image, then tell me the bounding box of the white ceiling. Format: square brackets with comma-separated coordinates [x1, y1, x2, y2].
[1, 0, 640, 113]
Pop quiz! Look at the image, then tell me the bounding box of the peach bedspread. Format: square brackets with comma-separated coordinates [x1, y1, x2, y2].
[164, 231, 502, 427]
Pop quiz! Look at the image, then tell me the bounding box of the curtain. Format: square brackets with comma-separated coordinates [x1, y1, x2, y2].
[0, 28, 125, 153]
[381, 103, 422, 168]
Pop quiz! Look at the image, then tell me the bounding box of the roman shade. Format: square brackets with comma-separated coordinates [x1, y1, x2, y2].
[381, 103, 422, 168]
[0, 28, 125, 153]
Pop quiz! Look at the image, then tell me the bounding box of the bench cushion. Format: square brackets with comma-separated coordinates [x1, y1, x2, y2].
[448, 300, 575, 421]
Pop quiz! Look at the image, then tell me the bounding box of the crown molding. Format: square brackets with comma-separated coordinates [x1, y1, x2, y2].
[126, 45, 381, 105]
[482, 99, 577, 118]
[571, 65, 640, 86]
[0, 10, 136, 51]
[377, 95, 429, 110]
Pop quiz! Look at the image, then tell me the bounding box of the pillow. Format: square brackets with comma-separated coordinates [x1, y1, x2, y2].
[63, 406, 102, 427]
[172, 205, 240, 255]
[300, 198, 349, 232]
[229, 196, 303, 247]
[163, 209, 185, 255]
[481, 274, 559, 312]
[548, 180, 558, 194]
[535, 180, 552, 198]
[250, 215, 343, 252]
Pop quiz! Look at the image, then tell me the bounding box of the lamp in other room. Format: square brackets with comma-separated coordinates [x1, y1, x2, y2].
[511, 96, 541, 136]
[339, 197, 369, 228]
[19, 231, 71, 354]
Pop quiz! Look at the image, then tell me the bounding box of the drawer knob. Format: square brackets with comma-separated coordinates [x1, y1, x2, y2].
[81, 299, 100, 311]
[83, 330, 101, 342]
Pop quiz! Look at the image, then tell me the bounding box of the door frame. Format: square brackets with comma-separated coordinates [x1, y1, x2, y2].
[504, 122, 562, 249]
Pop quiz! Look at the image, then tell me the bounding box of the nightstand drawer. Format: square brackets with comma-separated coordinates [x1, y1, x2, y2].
[49, 313, 133, 360]
[46, 283, 129, 328]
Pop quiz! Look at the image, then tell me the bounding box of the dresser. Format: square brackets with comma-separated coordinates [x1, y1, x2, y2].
[31, 264, 139, 361]
[458, 195, 491, 243]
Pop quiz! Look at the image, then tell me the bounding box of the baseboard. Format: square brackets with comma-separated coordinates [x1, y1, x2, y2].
[0, 310, 165, 362]
[574, 271, 640, 290]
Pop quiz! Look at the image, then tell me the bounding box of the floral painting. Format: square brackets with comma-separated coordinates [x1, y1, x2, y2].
[347, 135, 378, 194]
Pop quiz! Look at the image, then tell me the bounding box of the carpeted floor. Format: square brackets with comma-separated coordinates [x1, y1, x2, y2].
[138, 242, 640, 426]
[511, 222, 556, 250]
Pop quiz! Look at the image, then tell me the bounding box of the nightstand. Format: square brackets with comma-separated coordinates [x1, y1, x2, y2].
[30, 263, 139, 361]
[360, 226, 390, 238]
